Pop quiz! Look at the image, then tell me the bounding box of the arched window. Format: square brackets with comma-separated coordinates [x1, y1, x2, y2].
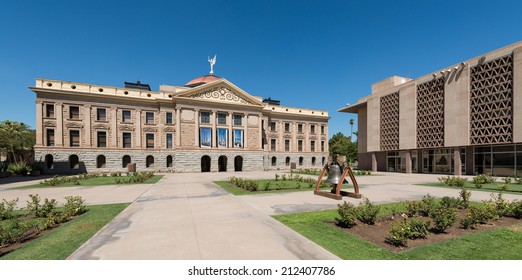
[96, 155, 106, 168]
[122, 155, 131, 168]
[299, 156, 303, 166]
[285, 157, 290, 166]
[271, 156, 277, 166]
[146, 155, 154, 168]
[45, 154, 54, 169]
[234, 156, 243, 172]
[69, 154, 79, 169]
[166, 155, 173, 167]
[322, 156, 326, 166]
[312, 157, 316, 166]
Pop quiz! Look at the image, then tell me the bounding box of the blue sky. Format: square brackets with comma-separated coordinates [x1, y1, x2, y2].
[1, 0, 522, 139]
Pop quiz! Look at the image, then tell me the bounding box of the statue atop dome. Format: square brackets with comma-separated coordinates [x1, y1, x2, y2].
[208, 55, 216, 75]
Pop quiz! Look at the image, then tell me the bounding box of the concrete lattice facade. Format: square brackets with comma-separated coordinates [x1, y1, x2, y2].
[339, 41, 522, 176]
[31, 76, 329, 174]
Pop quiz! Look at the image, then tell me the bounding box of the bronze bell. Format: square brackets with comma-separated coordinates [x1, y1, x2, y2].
[324, 164, 347, 185]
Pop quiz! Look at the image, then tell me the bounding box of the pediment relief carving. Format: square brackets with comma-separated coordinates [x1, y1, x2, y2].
[43, 121, 56, 127]
[188, 86, 253, 105]
[119, 125, 135, 131]
[65, 122, 83, 128]
[164, 127, 176, 132]
[143, 127, 158, 132]
[93, 124, 110, 130]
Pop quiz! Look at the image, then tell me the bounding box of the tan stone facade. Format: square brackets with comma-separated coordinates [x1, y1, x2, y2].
[31, 77, 329, 173]
[340, 41, 522, 176]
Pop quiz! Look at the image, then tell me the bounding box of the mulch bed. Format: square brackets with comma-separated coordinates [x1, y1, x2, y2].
[332, 209, 522, 253]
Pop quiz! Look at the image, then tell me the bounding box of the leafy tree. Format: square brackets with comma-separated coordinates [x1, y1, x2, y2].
[0, 120, 35, 164]
[328, 132, 358, 163]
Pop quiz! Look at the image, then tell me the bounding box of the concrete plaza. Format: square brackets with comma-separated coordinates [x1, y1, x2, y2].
[1, 171, 520, 259]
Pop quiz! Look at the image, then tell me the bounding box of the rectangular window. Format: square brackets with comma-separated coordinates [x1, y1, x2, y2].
[311, 125, 315, 134]
[122, 110, 132, 123]
[270, 122, 276, 132]
[217, 129, 228, 148]
[146, 133, 154, 148]
[166, 133, 173, 149]
[233, 114, 242, 126]
[233, 129, 243, 148]
[200, 127, 212, 148]
[146, 112, 154, 124]
[166, 112, 173, 124]
[97, 131, 107, 148]
[200, 112, 210, 124]
[298, 124, 303, 133]
[321, 141, 325, 152]
[69, 106, 80, 119]
[321, 125, 325, 134]
[271, 139, 276, 151]
[70, 130, 80, 147]
[46, 129, 55, 146]
[123, 132, 132, 148]
[217, 113, 227, 125]
[284, 123, 290, 132]
[97, 108, 107, 121]
[285, 139, 290, 151]
[298, 140, 303, 152]
[45, 104, 55, 118]
[311, 140, 315, 152]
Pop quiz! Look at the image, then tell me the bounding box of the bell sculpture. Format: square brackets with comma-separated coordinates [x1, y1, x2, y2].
[314, 155, 362, 200]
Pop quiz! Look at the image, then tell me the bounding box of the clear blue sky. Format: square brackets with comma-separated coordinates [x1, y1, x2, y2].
[2, 0, 522, 139]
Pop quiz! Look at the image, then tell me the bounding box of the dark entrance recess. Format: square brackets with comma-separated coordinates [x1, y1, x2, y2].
[201, 155, 211, 172]
[218, 155, 227, 172]
[234, 156, 243, 171]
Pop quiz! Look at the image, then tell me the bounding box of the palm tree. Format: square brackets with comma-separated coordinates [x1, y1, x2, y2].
[349, 119, 355, 141]
[0, 120, 35, 164]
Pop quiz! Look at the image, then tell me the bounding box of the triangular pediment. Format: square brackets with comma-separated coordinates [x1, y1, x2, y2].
[175, 79, 263, 107]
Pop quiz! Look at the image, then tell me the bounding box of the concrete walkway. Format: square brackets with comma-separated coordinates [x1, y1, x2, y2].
[68, 172, 338, 260]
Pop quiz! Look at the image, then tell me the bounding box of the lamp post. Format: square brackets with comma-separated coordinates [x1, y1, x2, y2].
[349, 119, 354, 142]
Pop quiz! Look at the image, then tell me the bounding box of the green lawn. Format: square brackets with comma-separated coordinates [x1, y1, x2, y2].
[0, 203, 129, 260]
[214, 179, 356, 195]
[14, 175, 163, 189]
[273, 202, 522, 260]
[418, 181, 522, 194]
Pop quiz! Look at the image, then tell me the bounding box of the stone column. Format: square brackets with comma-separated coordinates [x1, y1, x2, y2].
[371, 152, 377, 172]
[405, 150, 412, 174]
[453, 147, 462, 176]
[228, 111, 233, 148]
[211, 110, 217, 148]
[194, 109, 200, 148]
[136, 109, 142, 148]
[35, 101, 43, 147]
[175, 107, 181, 147]
[258, 114, 263, 151]
[243, 113, 248, 149]
[305, 124, 310, 152]
[278, 120, 283, 152]
[55, 102, 63, 147]
[84, 105, 92, 147]
[292, 122, 297, 152]
[110, 107, 117, 148]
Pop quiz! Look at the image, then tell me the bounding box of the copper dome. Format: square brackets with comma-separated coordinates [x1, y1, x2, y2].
[185, 74, 220, 87]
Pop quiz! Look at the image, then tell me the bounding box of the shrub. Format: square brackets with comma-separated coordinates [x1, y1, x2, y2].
[430, 206, 457, 233]
[63, 196, 86, 217]
[7, 162, 32, 175]
[336, 201, 357, 228]
[0, 219, 31, 245]
[468, 204, 498, 225]
[420, 194, 437, 216]
[499, 184, 510, 192]
[460, 214, 478, 229]
[0, 198, 18, 220]
[275, 174, 279, 181]
[385, 217, 430, 247]
[459, 189, 471, 209]
[41, 198, 58, 218]
[486, 193, 510, 217]
[26, 194, 42, 217]
[281, 174, 287, 181]
[502, 177, 513, 184]
[473, 174, 496, 189]
[440, 196, 460, 209]
[263, 182, 271, 191]
[511, 200, 522, 219]
[515, 177, 522, 185]
[355, 198, 380, 225]
[406, 201, 423, 217]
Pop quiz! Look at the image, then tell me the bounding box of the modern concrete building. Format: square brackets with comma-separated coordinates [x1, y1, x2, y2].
[339, 41, 522, 176]
[31, 74, 329, 174]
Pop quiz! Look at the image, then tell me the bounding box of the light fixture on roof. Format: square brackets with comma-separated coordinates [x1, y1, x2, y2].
[432, 73, 437, 78]
[454, 66, 459, 70]
[461, 62, 467, 67]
